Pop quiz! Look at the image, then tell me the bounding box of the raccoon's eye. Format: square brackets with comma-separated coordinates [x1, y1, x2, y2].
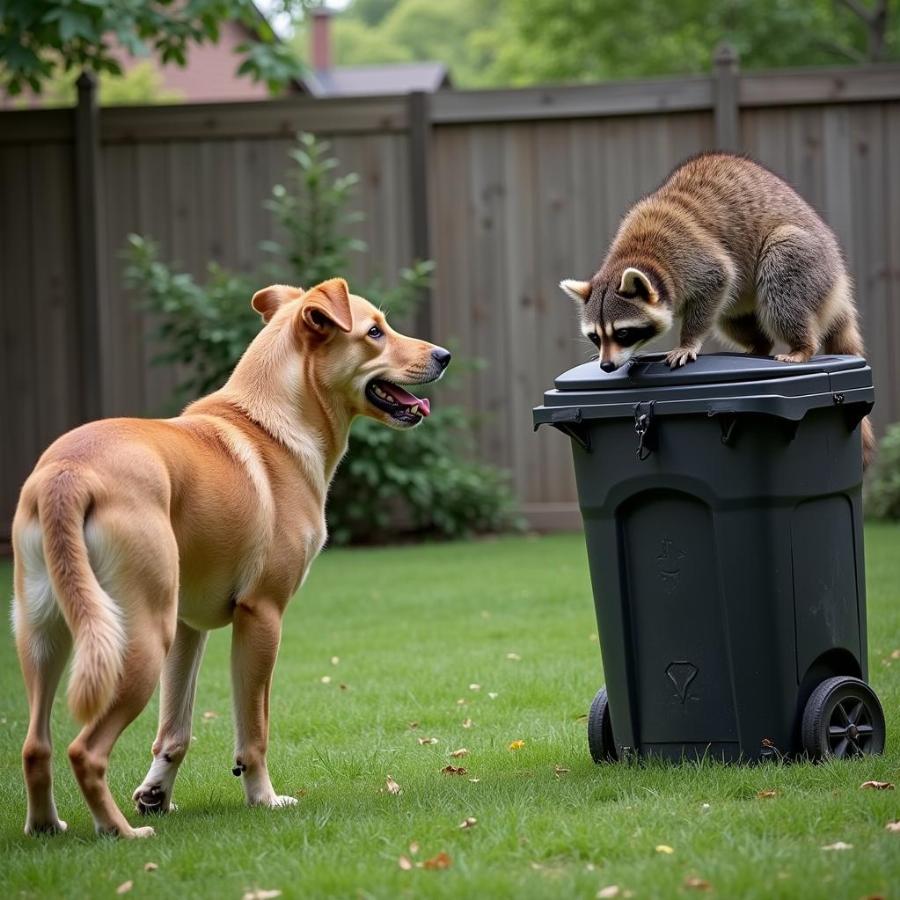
[614, 328, 633, 343]
[587, 331, 601, 346]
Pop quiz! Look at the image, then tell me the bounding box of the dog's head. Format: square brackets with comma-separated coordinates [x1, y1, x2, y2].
[251, 278, 450, 429]
[560, 268, 673, 371]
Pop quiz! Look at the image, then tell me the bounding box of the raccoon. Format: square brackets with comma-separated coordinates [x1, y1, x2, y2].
[560, 152, 874, 465]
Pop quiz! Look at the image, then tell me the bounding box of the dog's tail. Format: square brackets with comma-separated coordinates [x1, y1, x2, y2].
[824, 312, 876, 470]
[37, 466, 126, 724]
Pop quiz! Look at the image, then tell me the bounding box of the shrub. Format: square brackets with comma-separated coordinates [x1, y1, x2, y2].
[865, 423, 900, 520]
[124, 132, 522, 544]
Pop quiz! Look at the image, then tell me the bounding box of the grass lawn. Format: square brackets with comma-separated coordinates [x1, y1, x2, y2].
[1, 527, 898, 899]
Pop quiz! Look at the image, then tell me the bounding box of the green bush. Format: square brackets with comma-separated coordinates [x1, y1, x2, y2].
[124, 132, 522, 544]
[865, 423, 900, 520]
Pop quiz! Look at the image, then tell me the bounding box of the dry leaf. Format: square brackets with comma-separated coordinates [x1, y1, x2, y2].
[891, 649, 900, 659]
[597, 886, 621, 899]
[331, 656, 340, 665]
[456, 698, 467, 705]
[385, 775, 402, 795]
[821, 841, 853, 851]
[116, 882, 133, 895]
[488, 692, 499, 700]
[408, 721, 419, 730]
[409, 841, 420, 854]
[756, 789, 778, 799]
[506, 652, 522, 661]
[462, 718, 474, 729]
[423, 851, 452, 870]
[320, 676, 332, 684]
[144, 862, 158, 872]
[202, 710, 218, 721]
[339, 683, 348, 691]
[441, 765, 468, 775]
[885, 820, 900, 833]
[554, 765, 570, 777]
[459, 816, 478, 830]
[469, 683, 481, 691]
[450, 748, 469, 758]
[469, 777, 481, 783]
[860, 780, 895, 790]
[508, 740, 526, 751]
[683, 876, 711, 891]
[418, 737, 439, 745]
[398, 856, 413, 871]
[589, 633, 599, 643]
[655, 844, 674, 855]
[242, 892, 282, 900]
[761, 737, 775, 748]
[701, 803, 711, 810]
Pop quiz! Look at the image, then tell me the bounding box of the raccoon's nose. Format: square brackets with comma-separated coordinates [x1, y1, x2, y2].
[600, 361, 618, 373]
[431, 347, 452, 370]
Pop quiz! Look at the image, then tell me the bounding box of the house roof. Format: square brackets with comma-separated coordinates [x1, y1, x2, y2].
[303, 61, 451, 97]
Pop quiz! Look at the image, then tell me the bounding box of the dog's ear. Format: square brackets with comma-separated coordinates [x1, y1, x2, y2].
[559, 279, 591, 304]
[618, 267, 658, 304]
[251, 284, 303, 323]
[300, 278, 353, 335]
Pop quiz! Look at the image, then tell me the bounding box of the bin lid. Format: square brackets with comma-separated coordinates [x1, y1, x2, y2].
[534, 352, 873, 425]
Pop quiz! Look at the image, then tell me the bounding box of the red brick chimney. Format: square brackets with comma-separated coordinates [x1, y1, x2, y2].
[311, 7, 333, 71]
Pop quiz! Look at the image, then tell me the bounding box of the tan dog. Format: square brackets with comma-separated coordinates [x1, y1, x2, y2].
[12, 278, 450, 838]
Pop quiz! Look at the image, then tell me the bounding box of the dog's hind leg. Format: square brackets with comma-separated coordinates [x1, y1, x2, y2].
[133, 621, 208, 815]
[230, 595, 296, 808]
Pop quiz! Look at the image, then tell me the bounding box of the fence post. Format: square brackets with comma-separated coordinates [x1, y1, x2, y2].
[74, 70, 103, 421]
[407, 90, 433, 337]
[712, 42, 740, 151]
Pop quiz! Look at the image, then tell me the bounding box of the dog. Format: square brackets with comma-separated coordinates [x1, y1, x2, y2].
[12, 277, 450, 838]
[560, 152, 874, 465]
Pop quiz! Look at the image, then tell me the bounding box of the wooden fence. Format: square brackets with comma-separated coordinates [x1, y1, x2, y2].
[2, 55, 900, 540]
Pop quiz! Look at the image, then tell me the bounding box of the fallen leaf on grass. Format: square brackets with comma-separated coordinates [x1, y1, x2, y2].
[885, 820, 900, 833]
[408, 721, 419, 730]
[684, 876, 711, 891]
[506, 652, 522, 661]
[409, 841, 420, 854]
[469, 777, 481, 783]
[469, 683, 481, 692]
[398, 856, 413, 871]
[757, 789, 778, 799]
[655, 844, 674, 855]
[144, 862, 158, 872]
[554, 765, 570, 778]
[331, 656, 340, 665]
[821, 841, 853, 851]
[459, 816, 478, 829]
[385, 775, 402, 795]
[418, 737, 439, 745]
[243, 891, 282, 900]
[860, 780, 895, 790]
[202, 710, 218, 721]
[450, 748, 469, 758]
[457, 698, 467, 705]
[423, 852, 452, 870]
[462, 718, 474, 729]
[442, 765, 468, 775]
[597, 886, 621, 898]
[508, 740, 526, 751]
[320, 676, 332, 684]
[891, 649, 900, 659]
[339, 683, 348, 691]
[488, 692, 499, 700]
[116, 882, 133, 895]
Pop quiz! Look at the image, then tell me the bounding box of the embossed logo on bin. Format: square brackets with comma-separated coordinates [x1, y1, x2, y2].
[666, 660, 698, 704]
[656, 537, 686, 595]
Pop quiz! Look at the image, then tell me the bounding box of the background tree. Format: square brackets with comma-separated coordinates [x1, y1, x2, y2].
[0, 0, 304, 97]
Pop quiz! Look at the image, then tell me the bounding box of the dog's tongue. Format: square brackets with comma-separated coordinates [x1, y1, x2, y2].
[382, 382, 431, 416]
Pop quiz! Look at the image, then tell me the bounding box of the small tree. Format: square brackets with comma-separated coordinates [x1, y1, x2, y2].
[0, 0, 303, 97]
[125, 132, 523, 544]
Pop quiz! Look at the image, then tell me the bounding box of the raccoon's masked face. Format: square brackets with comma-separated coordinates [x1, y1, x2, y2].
[560, 268, 673, 372]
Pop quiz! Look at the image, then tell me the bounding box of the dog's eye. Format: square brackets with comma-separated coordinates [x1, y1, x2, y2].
[367, 325, 383, 339]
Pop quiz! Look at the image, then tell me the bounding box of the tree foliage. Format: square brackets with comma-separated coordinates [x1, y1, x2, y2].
[0, 0, 304, 96]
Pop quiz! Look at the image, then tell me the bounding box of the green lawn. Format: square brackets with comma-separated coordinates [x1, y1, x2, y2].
[1, 528, 898, 899]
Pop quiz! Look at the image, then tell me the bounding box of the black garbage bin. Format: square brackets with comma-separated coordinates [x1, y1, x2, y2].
[533, 352, 885, 763]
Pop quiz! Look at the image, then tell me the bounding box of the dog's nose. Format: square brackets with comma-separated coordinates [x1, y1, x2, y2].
[600, 361, 617, 373]
[431, 347, 452, 370]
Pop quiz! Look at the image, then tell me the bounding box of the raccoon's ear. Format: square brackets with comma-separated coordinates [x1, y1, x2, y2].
[619, 267, 658, 304]
[559, 279, 592, 303]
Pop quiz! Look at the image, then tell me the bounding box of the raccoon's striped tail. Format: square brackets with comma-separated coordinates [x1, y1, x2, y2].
[37, 466, 126, 723]
[824, 316, 876, 470]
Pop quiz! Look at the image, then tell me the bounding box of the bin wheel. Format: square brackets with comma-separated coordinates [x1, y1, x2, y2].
[588, 687, 618, 763]
[800, 676, 886, 760]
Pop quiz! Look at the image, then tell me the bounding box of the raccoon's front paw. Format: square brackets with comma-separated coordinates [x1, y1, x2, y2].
[665, 346, 699, 368]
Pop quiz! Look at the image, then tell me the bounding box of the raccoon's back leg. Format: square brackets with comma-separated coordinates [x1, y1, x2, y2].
[755, 225, 838, 363]
[717, 311, 774, 356]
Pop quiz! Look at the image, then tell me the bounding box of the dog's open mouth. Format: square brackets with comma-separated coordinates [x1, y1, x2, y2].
[365, 378, 432, 424]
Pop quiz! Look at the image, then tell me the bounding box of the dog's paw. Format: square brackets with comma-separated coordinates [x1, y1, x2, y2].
[250, 794, 299, 809]
[124, 825, 157, 839]
[24, 818, 67, 836]
[665, 346, 699, 368]
[133, 784, 174, 816]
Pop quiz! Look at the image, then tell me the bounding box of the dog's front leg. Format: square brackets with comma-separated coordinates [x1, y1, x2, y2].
[133, 621, 208, 815]
[230, 595, 296, 808]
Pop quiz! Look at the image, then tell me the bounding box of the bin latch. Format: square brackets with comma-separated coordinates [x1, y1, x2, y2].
[548, 408, 591, 452]
[633, 401, 657, 461]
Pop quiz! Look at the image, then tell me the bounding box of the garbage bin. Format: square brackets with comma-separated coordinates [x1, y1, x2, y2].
[533, 352, 885, 763]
